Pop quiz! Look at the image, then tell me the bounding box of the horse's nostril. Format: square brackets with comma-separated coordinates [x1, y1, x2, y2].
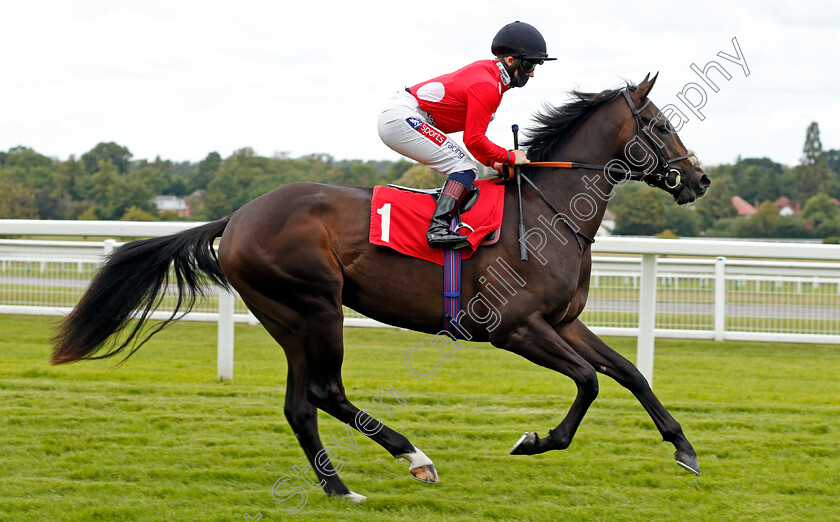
[699, 175, 711, 191]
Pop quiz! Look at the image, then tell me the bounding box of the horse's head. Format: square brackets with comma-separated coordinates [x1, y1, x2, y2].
[619, 73, 711, 204]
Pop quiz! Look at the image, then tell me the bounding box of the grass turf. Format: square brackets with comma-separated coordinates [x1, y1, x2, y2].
[1, 314, 838, 521]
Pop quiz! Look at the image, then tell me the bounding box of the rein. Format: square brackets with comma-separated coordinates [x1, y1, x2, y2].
[517, 172, 594, 251]
[526, 161, 665, 182]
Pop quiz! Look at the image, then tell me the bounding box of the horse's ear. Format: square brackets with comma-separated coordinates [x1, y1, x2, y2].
[636, 72, 659, 99]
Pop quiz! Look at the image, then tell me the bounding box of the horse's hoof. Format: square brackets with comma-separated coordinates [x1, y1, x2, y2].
[410, 464, 439, 483]
[332, 491, 367, 503]
[397, 447, 439, 484]
[674, 451, 700, 475]
[509, 432, 538, 455]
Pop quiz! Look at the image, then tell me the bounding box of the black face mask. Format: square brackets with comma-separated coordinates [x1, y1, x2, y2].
[503, 59, 529, 88]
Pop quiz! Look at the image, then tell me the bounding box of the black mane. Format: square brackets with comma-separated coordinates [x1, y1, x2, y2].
[522, 82, 637, 162]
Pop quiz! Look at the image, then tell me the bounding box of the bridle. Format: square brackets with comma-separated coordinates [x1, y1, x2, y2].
[508, 87, 699, 257]
[619, 89, 697, 195]
[514, 88, 698, 193]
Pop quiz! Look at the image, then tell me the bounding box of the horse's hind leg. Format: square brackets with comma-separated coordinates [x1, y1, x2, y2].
[221, 221, 436, 486]
[557, 319, 699, 475]
[297, 310, 439, 483]
[247, 307, 366, 501]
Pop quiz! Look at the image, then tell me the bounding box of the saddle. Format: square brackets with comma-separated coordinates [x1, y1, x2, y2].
[386, 184, 481, 214]
[369, 178, 505, 266]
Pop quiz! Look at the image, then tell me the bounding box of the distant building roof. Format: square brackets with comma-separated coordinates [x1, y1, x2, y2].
[773, 196, 802, 215]
[153, 195, 188, 211]
[731, 196, 756, 216]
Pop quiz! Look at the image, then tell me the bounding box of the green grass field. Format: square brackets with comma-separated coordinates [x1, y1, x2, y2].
[1, 315, 838, 521]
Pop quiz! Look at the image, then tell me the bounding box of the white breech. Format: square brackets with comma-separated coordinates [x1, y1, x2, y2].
[377, 90, 478, 176]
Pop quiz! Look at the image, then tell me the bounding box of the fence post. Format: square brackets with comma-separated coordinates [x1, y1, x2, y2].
[714, 256, 726, 341]
[637, 253, 657, 387]
[103, 239, 116, 255]
[217, 287, 235, 381]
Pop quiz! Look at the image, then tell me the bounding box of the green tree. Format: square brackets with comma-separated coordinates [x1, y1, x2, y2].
[788, 163, 832, 201]
[86, 160, 155, 219]
[129, 167, 167, 196]
[776, 216, 810, 238]
[0, 147, 59, 193]
[392, 165, 440, 188]
[826, 178, 840, 200]
[0, 174, 39, 218]
[815, 217, 840, 238]
[188, 152, 222, 192]
[203, 148, 265, 218]
[802, 193, 838, 228]
[121, 206, 160, 221]
[32, 189, 76, 219]
[752, 201, 781, 237]
[695, 176, 736, 229]
[663, 204, 699, 237]
[708, 217, 739, 237]
[801, 122, 823, 166]
[728, 158, 785, 203]
[823, 149, 840, 175]
[81, 142, 133, 174]
[200, 150, 398, 218]
[77, 207, 98, 220]
[655, 229, 680, 239]
[340, 163, 378, 186]
[53, 156, 85, 200]
[0, 146, 53, 171]
[613, 190, 667, 235]
[819, 149, 840, 199]
[386, 160, 415, 182]
[788, 123, 833, 200]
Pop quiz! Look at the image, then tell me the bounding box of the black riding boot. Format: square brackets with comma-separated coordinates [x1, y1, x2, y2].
[426, 179, 469, 249]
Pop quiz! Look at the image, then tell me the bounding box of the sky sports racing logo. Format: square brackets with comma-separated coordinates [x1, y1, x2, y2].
[406, 117, 446, 146]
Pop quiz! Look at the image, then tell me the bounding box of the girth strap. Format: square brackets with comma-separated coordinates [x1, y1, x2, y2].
[443, 245, 461, 337]
[443, 215, 463, 337]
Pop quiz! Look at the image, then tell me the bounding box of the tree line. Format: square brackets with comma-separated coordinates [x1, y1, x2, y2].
[1, 122, 839, 240]
[0, 143, 430, 221]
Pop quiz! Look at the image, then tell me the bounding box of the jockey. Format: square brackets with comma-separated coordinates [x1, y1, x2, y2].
[378, 21, 555, 249]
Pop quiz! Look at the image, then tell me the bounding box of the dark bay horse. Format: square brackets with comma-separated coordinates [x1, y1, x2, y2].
[52, 74, 710, 501]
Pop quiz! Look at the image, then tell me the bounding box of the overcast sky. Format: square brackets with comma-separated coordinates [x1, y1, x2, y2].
[2, 0, 839, 168]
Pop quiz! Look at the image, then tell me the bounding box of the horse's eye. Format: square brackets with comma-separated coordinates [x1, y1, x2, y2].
[658, 125, 670, 134]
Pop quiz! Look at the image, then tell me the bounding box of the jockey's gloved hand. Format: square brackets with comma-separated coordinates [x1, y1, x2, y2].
[493, 149, 529, 179]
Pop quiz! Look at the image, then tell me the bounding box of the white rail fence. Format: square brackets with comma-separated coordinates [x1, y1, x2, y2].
[2, 220, 839, 384]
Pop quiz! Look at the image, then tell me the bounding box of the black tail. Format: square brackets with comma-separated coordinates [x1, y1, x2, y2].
[51, 217, 231, 365]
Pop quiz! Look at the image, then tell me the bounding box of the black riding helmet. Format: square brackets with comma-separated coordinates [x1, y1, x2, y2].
[491, 21, 555, 88]
[491, 21, 556, 62]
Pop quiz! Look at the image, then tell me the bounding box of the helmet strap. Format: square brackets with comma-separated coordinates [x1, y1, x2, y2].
[504, 58, 529, 88]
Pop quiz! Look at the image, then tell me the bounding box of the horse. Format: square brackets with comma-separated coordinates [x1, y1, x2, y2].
[52, 74, 710, 501]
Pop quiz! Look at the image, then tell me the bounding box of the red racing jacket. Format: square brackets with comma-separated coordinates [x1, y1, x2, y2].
[408, 60, 511, 167]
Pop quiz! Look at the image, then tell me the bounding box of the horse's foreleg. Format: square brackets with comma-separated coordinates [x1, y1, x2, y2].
[557, 319, 699, 474]
[499, 313, 600, 456]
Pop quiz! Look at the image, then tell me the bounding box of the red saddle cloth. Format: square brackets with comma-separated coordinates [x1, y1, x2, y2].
[369, 178, 505, 265]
